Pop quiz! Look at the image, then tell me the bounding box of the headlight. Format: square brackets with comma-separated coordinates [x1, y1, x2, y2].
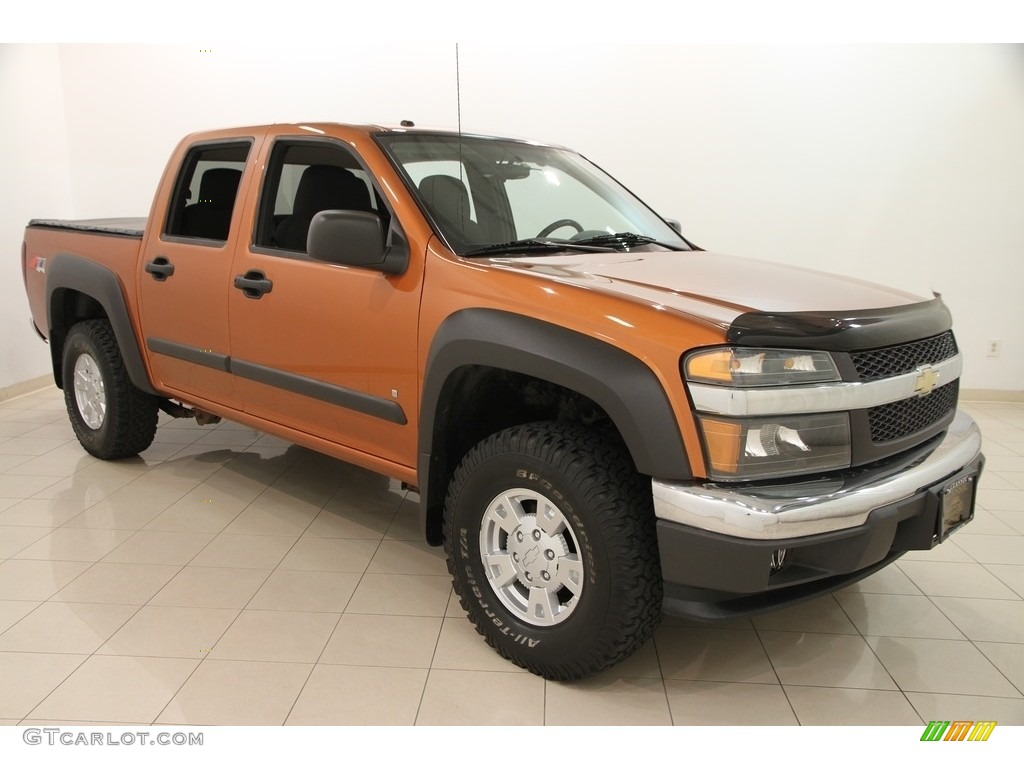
[684, 346, 850, 481]
[685, 347, 840, 387]
[697, 412, 851, 481]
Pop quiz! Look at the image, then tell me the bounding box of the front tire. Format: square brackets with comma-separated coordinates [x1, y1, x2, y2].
[62, 319, 159, 459]
[443, 421, 662, 680]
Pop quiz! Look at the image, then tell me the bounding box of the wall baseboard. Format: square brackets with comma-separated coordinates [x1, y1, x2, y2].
[0, 375, 55, 403]
[960, 389, 1024, 404]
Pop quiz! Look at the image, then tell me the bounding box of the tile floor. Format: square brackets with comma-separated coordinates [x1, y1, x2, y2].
[0, 387, 1022, 726]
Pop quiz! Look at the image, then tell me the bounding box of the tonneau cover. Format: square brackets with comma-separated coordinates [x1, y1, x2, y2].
[28, 217, 147, 239]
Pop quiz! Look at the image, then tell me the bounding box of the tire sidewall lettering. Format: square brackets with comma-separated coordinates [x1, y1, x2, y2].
[454, 459, 608, 653]
[443, 421, 662, 678]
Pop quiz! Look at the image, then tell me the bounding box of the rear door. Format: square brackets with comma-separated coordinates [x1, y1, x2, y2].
[137, 138, 255, 409]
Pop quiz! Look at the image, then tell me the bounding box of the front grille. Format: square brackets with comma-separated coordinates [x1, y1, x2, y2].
[851, 331, 958, 381]
[868, 381, 959, 443]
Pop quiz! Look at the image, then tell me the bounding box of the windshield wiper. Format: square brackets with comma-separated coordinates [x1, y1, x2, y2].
[463, 239, 614, 257]
[570, 232, 685, 251]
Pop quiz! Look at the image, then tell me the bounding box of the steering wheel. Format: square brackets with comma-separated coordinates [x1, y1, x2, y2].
[536, 219, 584, 238]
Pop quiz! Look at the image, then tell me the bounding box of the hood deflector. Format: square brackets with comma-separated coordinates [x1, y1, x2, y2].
[726, 298, 953, 352]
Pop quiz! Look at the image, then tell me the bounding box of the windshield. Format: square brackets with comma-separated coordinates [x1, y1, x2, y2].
[376, 133, 689, 255]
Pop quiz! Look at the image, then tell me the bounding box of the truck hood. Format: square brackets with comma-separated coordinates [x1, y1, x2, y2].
[485, 249, 929, 329]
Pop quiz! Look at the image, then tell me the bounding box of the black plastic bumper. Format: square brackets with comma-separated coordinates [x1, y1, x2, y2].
[658, 453, 984, 621]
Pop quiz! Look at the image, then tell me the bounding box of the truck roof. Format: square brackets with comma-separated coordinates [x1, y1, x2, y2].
[182, 122, 566, 149]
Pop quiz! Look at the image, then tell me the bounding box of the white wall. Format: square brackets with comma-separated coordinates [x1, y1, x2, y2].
[0, 45, 75, 390]
[1, 43, 1021, 392]
[56, 44, 460, 218]
[457, 44, 1024, 392]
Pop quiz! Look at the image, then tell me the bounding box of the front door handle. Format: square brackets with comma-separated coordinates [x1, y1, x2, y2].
[233, 270, 273, 299]
[145, 256, 175, 281]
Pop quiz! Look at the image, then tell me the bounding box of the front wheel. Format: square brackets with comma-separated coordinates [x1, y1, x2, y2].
[443, 422, 662, 680]
[62, 319, 159, 459]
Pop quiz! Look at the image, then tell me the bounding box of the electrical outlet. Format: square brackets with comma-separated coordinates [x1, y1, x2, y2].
[986, 339, 1002, 357]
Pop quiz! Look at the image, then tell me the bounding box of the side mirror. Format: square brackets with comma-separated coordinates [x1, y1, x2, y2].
[665, 218, 683, 235]
[307, 210, 408, 275]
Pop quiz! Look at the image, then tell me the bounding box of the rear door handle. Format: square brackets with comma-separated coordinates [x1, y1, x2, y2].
[233, 270, 273, 299]
[145, 256, 175, 281]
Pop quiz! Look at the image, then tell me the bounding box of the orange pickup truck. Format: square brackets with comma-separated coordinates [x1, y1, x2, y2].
[21, 122, 984, 679]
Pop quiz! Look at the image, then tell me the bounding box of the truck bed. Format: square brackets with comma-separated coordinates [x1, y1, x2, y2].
[28, 217, 146, 239]
[22, 218, 148, 342]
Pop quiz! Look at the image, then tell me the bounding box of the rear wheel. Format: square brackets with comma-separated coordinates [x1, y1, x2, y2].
[62, 319, 158, 459]
[443, 421, 662, 680]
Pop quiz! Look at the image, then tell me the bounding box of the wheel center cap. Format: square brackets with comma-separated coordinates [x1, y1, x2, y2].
[508, 514, 567, 587]
[521, 545, 541, 569]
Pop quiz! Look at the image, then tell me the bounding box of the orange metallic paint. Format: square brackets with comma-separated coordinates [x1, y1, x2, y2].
[23, 122, 741, 483]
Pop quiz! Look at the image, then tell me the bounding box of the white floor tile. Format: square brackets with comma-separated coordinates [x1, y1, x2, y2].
[417, 668, 543, 725]
[148, 566, 270, 609]
[760, 631, 897, 690]
[0, 652, 88, 719]
[545, 676, 671, 725]
[0, 600, 39, 633]
[0, 602, 138, 654]
[320, 613, 442, 668]
[898, 560, 1020, 599]
[98, 605, 239, 658]
[655, 627, 777, 684]
[784, 685, 923, 725]
[29, 655, 200, 723]
[867, 636, 1021, 698]
[157, 659, 311, 726]
[664, 680, 797, 725]
[835, 593, 966, 639]
[1, 390, 1021, 726]
[210, 609, 339, 663]
[287, 664, 425, 725]
[930, 596, 1024, 643]
[905, 692, 1024, 725]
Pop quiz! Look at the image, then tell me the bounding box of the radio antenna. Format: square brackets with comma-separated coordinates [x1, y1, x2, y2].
[456, 43, 463, 139]
[456, 43, 466, 240]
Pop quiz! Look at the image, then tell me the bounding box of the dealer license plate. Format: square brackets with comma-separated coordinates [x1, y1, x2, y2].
[937, 472, 977, 541]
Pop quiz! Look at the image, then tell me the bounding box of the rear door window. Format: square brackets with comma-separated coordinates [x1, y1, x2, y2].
[165, 142, 251, 242]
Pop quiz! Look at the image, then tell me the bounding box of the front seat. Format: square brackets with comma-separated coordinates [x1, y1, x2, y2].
[417, 174, 482, 247]
[274, 165, 372, 251]
[180, 167, 243, 240]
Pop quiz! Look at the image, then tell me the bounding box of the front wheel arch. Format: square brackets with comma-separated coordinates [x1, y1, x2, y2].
[419, 308, 691, 544]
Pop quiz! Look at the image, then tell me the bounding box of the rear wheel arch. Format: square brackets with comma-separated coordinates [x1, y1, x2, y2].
[46, 254, 157, 395]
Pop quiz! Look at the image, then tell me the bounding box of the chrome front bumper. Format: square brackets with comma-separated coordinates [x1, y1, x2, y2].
[653, 409, 982, 541]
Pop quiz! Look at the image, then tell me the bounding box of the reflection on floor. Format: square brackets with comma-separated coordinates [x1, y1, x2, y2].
[0, 387, 1022, 725]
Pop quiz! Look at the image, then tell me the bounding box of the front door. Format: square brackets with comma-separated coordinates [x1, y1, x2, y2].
[226, 137, 421, 469]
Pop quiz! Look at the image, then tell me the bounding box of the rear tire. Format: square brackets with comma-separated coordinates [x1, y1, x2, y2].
[62, 319, 158, 459]
[443, 421, 662, 680]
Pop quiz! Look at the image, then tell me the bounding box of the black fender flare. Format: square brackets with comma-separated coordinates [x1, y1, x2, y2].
[46, 253, 158, 395]
[418, 308, 690, 542]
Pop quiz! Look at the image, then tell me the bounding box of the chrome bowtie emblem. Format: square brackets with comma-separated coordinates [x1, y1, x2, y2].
[913, 365, 941, 396]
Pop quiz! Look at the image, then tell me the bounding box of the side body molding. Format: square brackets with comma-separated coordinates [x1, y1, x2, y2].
[46, 253, 158, 395]
[418, 309, 689, 542]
